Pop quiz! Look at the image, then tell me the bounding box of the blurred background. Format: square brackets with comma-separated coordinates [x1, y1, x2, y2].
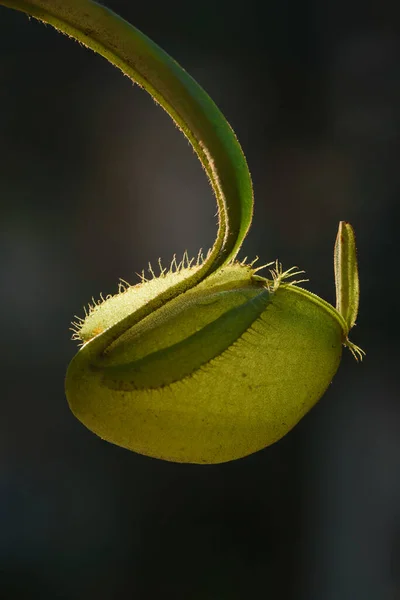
[0, 0, 399, 598]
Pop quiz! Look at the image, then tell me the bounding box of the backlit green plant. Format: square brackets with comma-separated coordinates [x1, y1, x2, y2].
[1, 0, 364, 464]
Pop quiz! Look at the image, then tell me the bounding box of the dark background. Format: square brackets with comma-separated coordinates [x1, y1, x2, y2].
[1, 1, 399, 598]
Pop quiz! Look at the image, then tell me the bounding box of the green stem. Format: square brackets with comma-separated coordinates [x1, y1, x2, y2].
[334, 221, 359, 332]
[0, 0, 254, 341]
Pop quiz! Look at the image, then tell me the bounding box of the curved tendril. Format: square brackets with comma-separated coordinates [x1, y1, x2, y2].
[1, 0, 254, 346]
